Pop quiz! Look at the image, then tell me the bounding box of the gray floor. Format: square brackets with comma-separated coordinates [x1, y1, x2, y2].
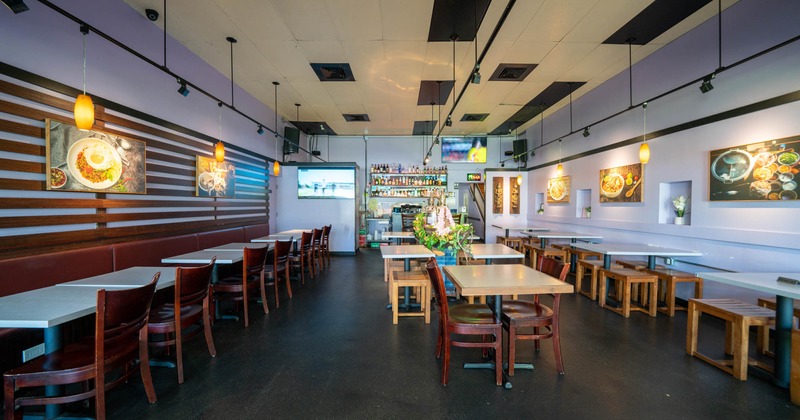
[89, 250, 800, 418]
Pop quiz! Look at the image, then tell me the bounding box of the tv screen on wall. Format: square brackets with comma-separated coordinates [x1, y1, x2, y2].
[297, 167, 355, 199]
[441, 137, 487, 163]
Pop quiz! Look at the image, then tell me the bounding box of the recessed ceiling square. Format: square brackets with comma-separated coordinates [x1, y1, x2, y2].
[343, 114, 370, 122]
[310, 63, 356, 81]
[489, 64, 537, 82]
[461, 113, 489, 122]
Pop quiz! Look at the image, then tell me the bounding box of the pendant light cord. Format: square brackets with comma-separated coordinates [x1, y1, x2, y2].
[273, 81, 279, 160]
[81, 26, 87, 95]
[643, 102, 647, 143]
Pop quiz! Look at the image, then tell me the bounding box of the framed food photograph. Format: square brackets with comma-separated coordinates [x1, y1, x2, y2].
[509, 177, 520, 214]
[709, 137, 800, 201]
[196, 156, 236, 197]
[45, 118, 146, 194]
[547, 176, 570, 204]
[599, 163, 642, 203]
[492, 177, 503, 214]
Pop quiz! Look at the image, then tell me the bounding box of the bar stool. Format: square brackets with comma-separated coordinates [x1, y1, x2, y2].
[641, 268, 703, 317]
[598, 268, 658, 317]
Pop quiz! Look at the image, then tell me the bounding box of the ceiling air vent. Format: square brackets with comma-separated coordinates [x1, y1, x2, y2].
[489, 63, 537, 82]
[343, 114, 370, 122]
[311, 63, 355, 81]
[461, 113, 489, 122]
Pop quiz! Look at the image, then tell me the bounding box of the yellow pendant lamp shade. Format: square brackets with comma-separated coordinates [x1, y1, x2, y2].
[215, 141, 225, 162]
[556, 163, 563, 178]
[273, 160, 281, 177]
[516, 174, 522, 185]
[639, 143, 651, 164]
[74, 94, 94, 131]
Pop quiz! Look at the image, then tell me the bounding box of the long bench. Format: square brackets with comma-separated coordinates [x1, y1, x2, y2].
[0, 223, 268, 372]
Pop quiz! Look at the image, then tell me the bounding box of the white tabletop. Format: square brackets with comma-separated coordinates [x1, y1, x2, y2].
[573, 243, 702, 257]
[274, 229, 312, 237]
[381, 231, 415, 239]
[0, 286, 104, 328]
[696, 272, 800, 300]
[57, 266, 176, 290]
[468, 244, 524, 260]
[380, 245, 435, 259]
[161, 250, 243, 265]
[443, 264, 573, 297]
[522, 231, 603, 240]
[206, 242, 270, 251]
[491, 224, 549, 232]
[251, 235, 296, 243]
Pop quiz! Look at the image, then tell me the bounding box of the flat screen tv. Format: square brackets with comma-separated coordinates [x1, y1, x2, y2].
[297, 167, 355, 199]
[441, 136, 487, 163]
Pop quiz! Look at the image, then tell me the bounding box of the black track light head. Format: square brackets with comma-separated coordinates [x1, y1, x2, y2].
[472, 65, 481, 84]
[445, 115, 452, 127]
[583, 127, 590, 137]
[500, 162, 505, 168]
[2, 0, 29, 14]
[177, 81, 190, 97]
[257, 125, 265, 135]
[700, 73, 715, 93]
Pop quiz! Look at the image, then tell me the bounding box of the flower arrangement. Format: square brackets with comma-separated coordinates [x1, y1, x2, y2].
[672, 195, 688, 217]
[413, 189, 473, 252]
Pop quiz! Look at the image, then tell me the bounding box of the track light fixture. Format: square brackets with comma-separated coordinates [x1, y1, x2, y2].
[471, 0, 480, 85]
[2, 0, 29, 14]
[583, 127, 590, 137]
[472, 64, 481, 84]
[257, 125, 265, 135]
[177, 79, 189, 97]
[445, 115, 452, 127]
[700, 73, 715, 93]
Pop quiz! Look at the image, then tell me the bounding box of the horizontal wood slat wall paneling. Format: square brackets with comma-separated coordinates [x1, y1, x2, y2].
[0, 73, 271, 261]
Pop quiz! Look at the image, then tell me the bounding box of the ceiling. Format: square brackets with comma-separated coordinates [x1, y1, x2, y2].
[122, 0, 731, 137]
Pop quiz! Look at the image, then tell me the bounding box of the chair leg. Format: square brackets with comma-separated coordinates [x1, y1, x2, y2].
[242, 287, 250, 327]
[203, 297, 217, 357]
[508, 323, 517, 377]
[533, 327, 541, 350]
[553, 317, 565, 375]
[285, 269, 293, 298]
[175, 322, 185, 384]
[442, 335, 451, 386]
[138, 329, 158, 404]
[494, 332, 502, 386]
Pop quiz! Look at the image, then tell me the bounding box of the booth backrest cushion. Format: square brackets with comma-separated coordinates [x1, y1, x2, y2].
[0, 245, 113, 297]
[196, 227, 245, 249]
[112, 234, 198, 270]
[244, 223, 269, 241]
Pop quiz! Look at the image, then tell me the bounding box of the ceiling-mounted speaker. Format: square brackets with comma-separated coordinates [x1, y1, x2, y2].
[513, 139, 527, 163]
[283, 127, 300, 155]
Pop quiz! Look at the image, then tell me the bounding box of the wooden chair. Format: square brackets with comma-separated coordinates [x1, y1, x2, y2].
[425, 258, 502, 386]
[265, 240, 293, 309]
[598, 268, 658, 318]
[321, 224, 332, 266]
[686, 298, 775, 380]
[213, 246, 269, 327]
[401, 213, 416, 232]
[641, 268, 703, 317]
[148, 260, 216, 384]
[289, 231, 315, 284]
[4, 274, 159, 420]
[311, 228, 325, 271]
[501, 256, 569, 376]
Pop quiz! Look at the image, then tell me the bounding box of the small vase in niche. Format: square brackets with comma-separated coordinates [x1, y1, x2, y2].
[674, 216, 685, 225]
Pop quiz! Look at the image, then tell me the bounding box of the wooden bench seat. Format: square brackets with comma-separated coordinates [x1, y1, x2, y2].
[575, 260, 621, 300]
[686, 298, 775, 380]
[641, 268, 703, 317]
[522, 244, 567, 268]
[756, 297, 800, 355]
[390, 269, 431, 324]
[598, 268, 658, 317]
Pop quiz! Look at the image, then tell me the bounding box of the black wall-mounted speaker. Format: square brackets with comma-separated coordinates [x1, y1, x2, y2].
[283, 127, 300, 155]
[513, 139, 527, 163]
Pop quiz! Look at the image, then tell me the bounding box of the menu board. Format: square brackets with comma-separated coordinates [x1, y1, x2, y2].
[709, 137, 800, 201]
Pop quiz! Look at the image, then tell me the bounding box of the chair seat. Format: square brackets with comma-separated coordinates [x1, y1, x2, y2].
[501, 300, 554, 320]
[148, 303, 203, 327]
[4, 338, 133, 378]
[449, 304, 498, 325]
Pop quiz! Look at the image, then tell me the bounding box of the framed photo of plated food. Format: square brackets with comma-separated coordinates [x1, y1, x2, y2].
[45, 118, 146, 194]
[709, 137, 800, 201]
[547, 176, 570, 204]
[599, 163, 643, 203]
[196, 156, 236, 197]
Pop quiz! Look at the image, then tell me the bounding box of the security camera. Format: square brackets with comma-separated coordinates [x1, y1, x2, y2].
[145, 9, 159, 21]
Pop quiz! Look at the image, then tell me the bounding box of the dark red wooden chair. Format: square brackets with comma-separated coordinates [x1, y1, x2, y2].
[320, 225, 332, 266]
[265, 240, 292, 308]
[289, 231, 315, 284]
[213, 247, 269, 327]
[311, 228, 325, 271]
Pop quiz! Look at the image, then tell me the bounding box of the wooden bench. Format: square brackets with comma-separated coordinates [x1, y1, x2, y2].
[615, 260, 666, 271]
[598, 268, 658, 317]
[496, 236, 524, 251]
[390, 269, 431, 324]
[522, 244, 567, 269]
[686, 298, 775, 380]
[756, 297, 800, 355]
[575, 260, 621, 301]
[642, 268, 703, 317]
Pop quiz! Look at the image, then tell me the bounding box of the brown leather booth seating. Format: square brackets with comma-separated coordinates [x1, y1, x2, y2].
[0, 223, 269, 373]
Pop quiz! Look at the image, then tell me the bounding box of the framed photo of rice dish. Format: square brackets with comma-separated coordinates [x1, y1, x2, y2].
[599, 163, 642, 203]
[45, 118, 146, 194]
[709, 137, 800, 201]
[547, 176, 570, 203]
[196, 156, 236, 197]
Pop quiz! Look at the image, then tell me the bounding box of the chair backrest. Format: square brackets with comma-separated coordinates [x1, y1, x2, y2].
[425, 258, 449, 326]
[401, 214, 416, 232]
[243, 247, 269, 279]
[322, 225, 331, 245]
[176, 258, 215, 308]
[312, 229, 323, 246]
[96, 272, 159, 366]
[300, 231, 313, 252]
[273, 240, 292, 268]
[536, 255, 569, 281]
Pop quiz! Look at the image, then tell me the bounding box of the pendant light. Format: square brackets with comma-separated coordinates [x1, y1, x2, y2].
[215, 102, 225, 162]
[639, 102, 650, 164]
[556, 139, 563, 178]
[272, 81, 281, 177]
[74, 25, 94, 131]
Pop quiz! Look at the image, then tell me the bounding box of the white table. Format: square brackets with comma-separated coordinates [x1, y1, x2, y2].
[491, 224, 549, 238]
[696, 272, 800, 391]
[205, 242, 270, 251]
[57, 266, 176, 290]
[381, 231, 416, 245]
[468, 244, 523, 265]
[523, 231, 603, 248]
[573, 243, 702, 270]
[274, 229, 312, 237]
[380, 245, 435, 309]
[251, 234, 296, 243]
[161, 250, 243, 265]
[443, 264, 574, 388]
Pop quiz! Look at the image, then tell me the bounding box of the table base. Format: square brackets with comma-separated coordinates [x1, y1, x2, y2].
[462, 361, 524, 389]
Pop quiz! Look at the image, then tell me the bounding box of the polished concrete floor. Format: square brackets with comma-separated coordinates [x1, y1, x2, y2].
[87, 251, 800, 418]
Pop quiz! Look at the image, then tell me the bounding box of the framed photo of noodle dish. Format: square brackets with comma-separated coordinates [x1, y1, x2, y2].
[547, 176, 570, 204]
[196, 156, 236, 197]
[599, 163, 642, 203]
[45, 118, 146, 194]
[709, 137, 800, 201]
